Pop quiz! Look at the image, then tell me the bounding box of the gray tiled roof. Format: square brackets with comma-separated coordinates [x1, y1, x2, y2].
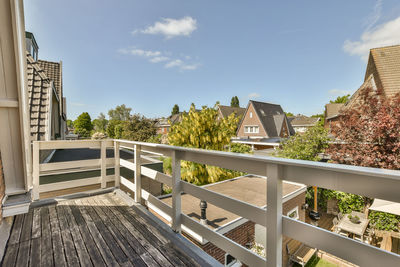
[38, 59, 62, 98]
[289, 115, 320, 126]
[250, 100, 295, 137]
[325, 103, 344, 119]
[27, 52, 52, 141]
[218, 105, 246, 119]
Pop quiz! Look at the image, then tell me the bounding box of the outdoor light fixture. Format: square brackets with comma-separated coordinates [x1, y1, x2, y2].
[301, 203, 309, 210]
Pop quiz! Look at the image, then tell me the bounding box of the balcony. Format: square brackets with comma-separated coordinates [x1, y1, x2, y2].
[2, 139, 400, 266]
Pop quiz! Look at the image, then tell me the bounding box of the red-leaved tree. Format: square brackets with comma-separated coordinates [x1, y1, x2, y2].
[327, 88, 400, 170]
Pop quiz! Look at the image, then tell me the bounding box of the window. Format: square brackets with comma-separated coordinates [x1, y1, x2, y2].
[225, 254, 242, 267]
[244, 126, 259, 134]
[287, 206, 299, 220]
[249, 112, 253, 118]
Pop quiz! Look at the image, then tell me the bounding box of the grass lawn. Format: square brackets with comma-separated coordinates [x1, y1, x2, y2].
[294, 255, 338, 267]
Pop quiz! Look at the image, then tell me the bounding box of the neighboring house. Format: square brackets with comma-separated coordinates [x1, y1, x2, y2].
[217, 105, 246, 121]
[289, 115, 320, 133]
[26, 32, 67, 142]
[325, 44, 400, 129]
[324, 103, 344, 129]
[155, 113, 183, 135]
[233, 100, 295, 150]
[149, 175, 307, 266]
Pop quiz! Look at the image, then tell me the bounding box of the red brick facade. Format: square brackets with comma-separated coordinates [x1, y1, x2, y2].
[237, 103, 268, 138]
[0, 153, 5, 223]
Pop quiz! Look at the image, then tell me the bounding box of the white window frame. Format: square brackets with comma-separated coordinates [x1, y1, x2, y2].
[250, 112, 253, 118]
[244, 125, 259, 134]
[287, 206, 299, 220]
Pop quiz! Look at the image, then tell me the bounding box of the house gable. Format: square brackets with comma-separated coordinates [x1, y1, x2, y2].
[236, 102, 268, 138]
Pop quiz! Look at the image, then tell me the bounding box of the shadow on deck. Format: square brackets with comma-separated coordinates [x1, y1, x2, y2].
[1, 191, 220, 267]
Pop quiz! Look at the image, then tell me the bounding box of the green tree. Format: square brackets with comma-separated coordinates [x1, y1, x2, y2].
[171, 104, 180, 115]
[330, 94, 350, 104]
[121, 114, 156, 142]
[92, 113, 108, 133]
[106, 120, 123, 139]
[108, 104, 132, 121]
[168, 104, 241, 184]
[275, 126, 330, 161]
[285, 112, 294, 117]
[230, 96, 240, 107]
[74, 112, 93, 137]
[230, 143, 252, 153]
[67, 119, 73, 128]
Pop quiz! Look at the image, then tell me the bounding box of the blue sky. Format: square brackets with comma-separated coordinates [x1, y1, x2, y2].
[24, 0, 400, 120]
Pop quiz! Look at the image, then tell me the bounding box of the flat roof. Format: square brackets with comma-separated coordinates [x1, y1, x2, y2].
[159, 175, 306, 230]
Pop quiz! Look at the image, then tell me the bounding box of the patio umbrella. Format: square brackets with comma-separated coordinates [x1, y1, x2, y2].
[369, 199, 400, 216]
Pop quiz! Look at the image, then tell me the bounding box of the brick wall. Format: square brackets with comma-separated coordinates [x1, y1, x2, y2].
[0, 153, 5, 223]
[237, 103, 268, 138]
[185, 221, 255, 265]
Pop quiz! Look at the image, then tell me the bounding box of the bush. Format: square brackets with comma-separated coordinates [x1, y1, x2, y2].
[230, 143, 252, 153]
[369, 211, 400, 231]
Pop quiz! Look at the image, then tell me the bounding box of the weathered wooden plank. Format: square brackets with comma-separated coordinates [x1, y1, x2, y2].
[20, 210, 33, 242]
[72, 200, 119, 266]
[40, 206, 54, 267]
[95, 196, 161, 267]
[86, 197, 147, 266]
[65, 203, 105, 266]
[58, 205, 93, 267]
[106, 195, 188, 267]
[48, 206, 67, 267]
[77, 198, 128, 265]
[2, 244, 19, 267]
[8, 214, 24, 244]
[16, 240, 30, 267]
[29, 238, 41, 267]
[31, 207, 41, 239]
[99, 195, 174, 267]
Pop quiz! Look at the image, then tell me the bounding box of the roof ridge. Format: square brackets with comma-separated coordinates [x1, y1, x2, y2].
[370, 44, 400, 51]
[37, 59, 61, 64]
[27, 52, 51, 82]
[249, 100, 280, 106]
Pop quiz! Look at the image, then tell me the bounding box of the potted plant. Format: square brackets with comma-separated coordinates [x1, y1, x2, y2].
[348, 215, 360, 223]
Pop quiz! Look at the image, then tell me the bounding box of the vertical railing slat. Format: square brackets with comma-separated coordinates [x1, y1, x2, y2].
[100, 140, 106, 188]
[171, 150, 182, 232]
[134, 144, 141, 202]
[114, 141, 120, 187]
[266, 163, 283, 267]
[32, 141, 40, 200]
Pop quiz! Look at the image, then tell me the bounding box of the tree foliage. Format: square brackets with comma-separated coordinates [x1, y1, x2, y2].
[171, 104, 180, 115]
[330, 94, 350, 104]
[327, 88, 400, 169]
[106, 119, 123, 139]
[67, 119, 73, 128]
[74, 112, 93, 137]
[121, 114, 156, 142]
[275, 126, 330, 161]
[230, 96, 240, 107]
[92, 113, 108, 133]
[230, 143, 252, 154]
[285, 112, 294, 117]
[369, 211, 400, 231]
[108, 104, 132, 121]
[168, 104, 241, 184]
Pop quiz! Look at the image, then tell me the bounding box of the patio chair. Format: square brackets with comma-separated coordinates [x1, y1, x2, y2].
[338, 212, 344, 220]
[286, 239, 317, 267]
[336, 227, 350, 237]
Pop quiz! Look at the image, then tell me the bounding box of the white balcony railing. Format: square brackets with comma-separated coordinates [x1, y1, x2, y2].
[32, 139, 400, 267]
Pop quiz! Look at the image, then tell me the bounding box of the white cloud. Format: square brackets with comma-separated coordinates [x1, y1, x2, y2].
[134, 16, 197, 39]
[328, 89, 351, 96]
[119, 48, 161, 57]
[248, 93, 260, 99]
[149, 56, 169, 63]
[343, 16, 400, 61]
[165, 59, 183, 68]
[180, 64, 200, 70]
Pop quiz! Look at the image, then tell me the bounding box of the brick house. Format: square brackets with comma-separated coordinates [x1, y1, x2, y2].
[149, 175, 307, 266]
[233, 100, 295, 151]
[288, 115, 320, 134]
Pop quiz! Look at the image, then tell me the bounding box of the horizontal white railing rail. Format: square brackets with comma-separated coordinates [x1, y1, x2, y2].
[32, 139, 400, 267]
[114, 139, 400, 267]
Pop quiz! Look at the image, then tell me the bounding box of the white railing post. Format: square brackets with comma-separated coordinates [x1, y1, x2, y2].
[100, 140, 106, 188]
[171, 150, 182, 232]
[134, 144, 141, 203]
[114, 141, 120, 187]
[32, 141, 40, 200]
[266, 163, 283, 267]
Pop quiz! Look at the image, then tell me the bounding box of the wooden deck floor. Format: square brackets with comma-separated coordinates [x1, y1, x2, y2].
[1, 192, 218, 267]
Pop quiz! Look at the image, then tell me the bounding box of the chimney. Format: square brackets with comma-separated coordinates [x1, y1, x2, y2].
[25, 31, 39, 61]
[200, 200, 207, 225]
